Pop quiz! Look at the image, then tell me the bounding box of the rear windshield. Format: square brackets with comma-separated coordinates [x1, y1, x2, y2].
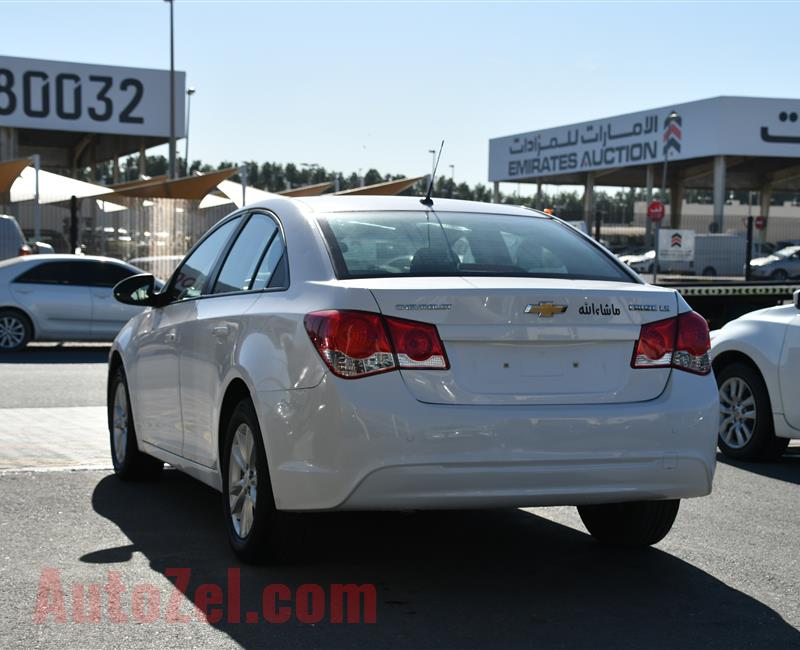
[317, 211, 634, 282]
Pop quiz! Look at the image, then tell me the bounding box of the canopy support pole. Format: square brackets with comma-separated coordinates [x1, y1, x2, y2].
[32, 154, 41, 241]
[713, 155, 726, 233]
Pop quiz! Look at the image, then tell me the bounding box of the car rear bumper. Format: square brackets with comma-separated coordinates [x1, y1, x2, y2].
[255, 370, 719, 511]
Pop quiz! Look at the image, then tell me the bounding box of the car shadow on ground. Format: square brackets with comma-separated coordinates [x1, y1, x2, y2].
[1, 344, 111, 364]
[85, 471, 799, 649]
[717, 448, 800, 486]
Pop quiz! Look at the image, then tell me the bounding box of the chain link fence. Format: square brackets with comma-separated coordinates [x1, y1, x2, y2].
[1, 192, 234, 281]
[597, 202, 800, 281]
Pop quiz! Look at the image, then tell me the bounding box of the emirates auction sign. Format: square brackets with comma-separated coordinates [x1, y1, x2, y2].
[489, 96, 800, 182]
[0, 55, 185, 138]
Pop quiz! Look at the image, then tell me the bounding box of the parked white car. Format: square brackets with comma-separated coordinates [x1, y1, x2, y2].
[108, 196, 718, 562]
[710, 291, 800, 460]
[0, 214, 31, 261]
[0, 255, 148, 350]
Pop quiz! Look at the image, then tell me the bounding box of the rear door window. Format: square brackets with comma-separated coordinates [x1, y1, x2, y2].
[167, 216, 242, 301]
[251, 235, 287, 290]
[79, 261, 137, 288]
[212, 213, 279, 294]
[14, 261, 86, 285]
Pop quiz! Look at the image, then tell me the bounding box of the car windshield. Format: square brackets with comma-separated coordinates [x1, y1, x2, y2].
[316, 211, 633, 282]
[774, 246, 800, 258]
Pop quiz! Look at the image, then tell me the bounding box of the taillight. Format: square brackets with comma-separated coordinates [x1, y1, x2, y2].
[384, 316, 449, 369]
[672, 311, 711, 375]
[304, 310, 449, 379]
[304, 310, 395, 378]
[632, 317, 676, 368]
[19, 245, 31, 256]
[631, 311, 710, 375]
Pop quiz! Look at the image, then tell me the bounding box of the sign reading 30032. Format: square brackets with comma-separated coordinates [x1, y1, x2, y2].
[0, 56, 185, 139]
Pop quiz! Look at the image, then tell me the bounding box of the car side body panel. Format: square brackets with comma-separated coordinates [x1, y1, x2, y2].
[710, 305, 800, 439]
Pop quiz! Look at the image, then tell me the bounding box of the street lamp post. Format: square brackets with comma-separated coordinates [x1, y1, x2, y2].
[184, 87, 195, 176]
[165, 0, 176, 179]
[449, 164, 455, 198]
[653, 110, 679, 283]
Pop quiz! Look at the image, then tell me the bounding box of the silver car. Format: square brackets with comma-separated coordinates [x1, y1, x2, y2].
[749, 245, 800, 281]
[0, 255, 148, 351]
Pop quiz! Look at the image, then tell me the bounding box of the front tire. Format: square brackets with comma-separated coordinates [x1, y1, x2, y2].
[578, 500, 680, 546]
[716, 361, 789, 461]
[108, 366, 163, 480]
[0, 309, 32, 352]
[221, 398, 289, 564]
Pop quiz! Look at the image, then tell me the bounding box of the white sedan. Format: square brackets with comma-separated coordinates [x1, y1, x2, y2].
[0, 255, 148, 351]
[108, 195, 718, 562]
[710, 291, 800, 460]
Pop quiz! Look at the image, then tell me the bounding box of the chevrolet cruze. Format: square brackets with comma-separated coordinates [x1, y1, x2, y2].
[108, 195, 718, 562]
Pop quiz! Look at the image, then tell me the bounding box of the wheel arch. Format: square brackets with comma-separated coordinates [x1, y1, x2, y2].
[107, 350, 125, 426]
[108, 350, 124, 390]
[0, 305, 35, 340]
[712, 350, 775, 418]
[218, 378, 254, 470]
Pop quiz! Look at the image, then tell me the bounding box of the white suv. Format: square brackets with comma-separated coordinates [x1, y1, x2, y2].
[108, 195, 718, 562]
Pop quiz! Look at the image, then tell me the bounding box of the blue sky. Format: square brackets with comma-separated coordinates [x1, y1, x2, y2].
[2, 1, 799, 189]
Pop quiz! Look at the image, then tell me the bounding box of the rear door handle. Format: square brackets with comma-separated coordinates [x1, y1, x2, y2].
[212, 324, 230, 339]
[164, 328, 177, 343]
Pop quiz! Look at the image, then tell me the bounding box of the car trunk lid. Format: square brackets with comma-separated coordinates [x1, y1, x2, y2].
[350, 277, 679, 405]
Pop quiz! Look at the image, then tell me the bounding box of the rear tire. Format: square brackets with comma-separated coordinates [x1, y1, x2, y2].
[716, 361, 789, 461]
[578, 499, 680, 546]
[770, 269, 788, 282]
[702, 266, 717, 277]
[108, 366, 163, 480]
[0, 309, 32, 352]
[221, 398, 291, 564]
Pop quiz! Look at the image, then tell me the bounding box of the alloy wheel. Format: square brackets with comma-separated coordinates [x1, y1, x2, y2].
[0, 315, 25, 349]
[228, 423, 258, 538]
[719, 376, 757, 449]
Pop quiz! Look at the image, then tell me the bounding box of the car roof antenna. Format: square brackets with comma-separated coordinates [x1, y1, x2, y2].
[420, 140, 444, 207]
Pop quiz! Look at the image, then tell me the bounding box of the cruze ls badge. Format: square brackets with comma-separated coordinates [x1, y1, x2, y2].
[524, 301, 568, 318]
[628, 303, 672, 313]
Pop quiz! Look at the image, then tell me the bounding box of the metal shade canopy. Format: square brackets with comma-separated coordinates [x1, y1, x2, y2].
[10, 166, 114, 204]
[334, 176, 426, 196]
[109, 175, 169, 192]
[112, 168, 238, 200]
[0, 159, 32, 195]
[278, 181, 335, 197]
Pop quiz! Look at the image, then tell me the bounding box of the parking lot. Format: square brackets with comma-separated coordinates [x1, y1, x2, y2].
[0, 345, 798, 648]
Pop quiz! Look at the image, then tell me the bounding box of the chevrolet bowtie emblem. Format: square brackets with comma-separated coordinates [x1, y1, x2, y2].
[524, 301, 568, 318]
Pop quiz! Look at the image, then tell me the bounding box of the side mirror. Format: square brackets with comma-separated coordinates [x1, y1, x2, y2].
[794, 289, 800, 311]
[113, 274, 164, 307]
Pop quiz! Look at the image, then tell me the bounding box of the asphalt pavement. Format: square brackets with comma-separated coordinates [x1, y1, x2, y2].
[0, 346, 799, 649]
